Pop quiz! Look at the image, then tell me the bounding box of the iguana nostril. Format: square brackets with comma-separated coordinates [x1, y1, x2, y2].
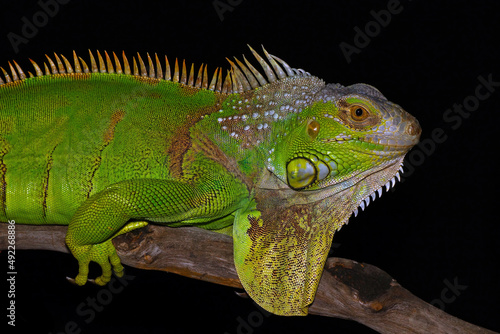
[406, 120, 421, 137]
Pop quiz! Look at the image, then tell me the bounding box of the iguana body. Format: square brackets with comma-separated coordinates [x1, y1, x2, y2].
[0, 47, 420, 315]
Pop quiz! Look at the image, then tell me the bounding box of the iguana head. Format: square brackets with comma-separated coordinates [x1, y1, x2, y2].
[267, 82, 421, 202]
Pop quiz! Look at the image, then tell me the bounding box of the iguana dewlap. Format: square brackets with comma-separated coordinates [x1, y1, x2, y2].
[0, 46, 420, 315]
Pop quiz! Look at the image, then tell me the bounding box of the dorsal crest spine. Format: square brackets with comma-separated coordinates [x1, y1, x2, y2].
[0, 46, 311, 94]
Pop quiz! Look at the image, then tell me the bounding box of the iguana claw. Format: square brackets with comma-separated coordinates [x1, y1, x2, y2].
[66, 238, 123, 286]
[65, 275, 117, 286]
[65, 276, 78, 285]
[65, 274, 93, 286]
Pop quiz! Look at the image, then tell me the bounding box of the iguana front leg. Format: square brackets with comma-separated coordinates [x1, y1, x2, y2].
[66, 176, 246, 285]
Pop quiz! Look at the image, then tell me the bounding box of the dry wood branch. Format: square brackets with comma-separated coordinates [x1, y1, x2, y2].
[0, 224, 496, 334]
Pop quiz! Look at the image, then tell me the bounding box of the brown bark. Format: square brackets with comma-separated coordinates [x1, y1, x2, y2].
[0, 223, 496, 334]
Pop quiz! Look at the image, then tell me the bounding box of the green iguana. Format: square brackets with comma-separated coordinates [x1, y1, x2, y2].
[0, 46, 420, 316]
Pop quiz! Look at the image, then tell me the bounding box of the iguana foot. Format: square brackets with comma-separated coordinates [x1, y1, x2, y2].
[67, 239, 123, 286]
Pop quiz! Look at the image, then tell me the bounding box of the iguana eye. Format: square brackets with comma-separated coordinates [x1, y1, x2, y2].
[350, 105, 369, 121]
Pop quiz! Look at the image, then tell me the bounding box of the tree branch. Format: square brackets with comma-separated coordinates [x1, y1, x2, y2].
[0, 224, 496, 334]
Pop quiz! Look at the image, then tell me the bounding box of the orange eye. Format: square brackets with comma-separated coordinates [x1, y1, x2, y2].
[350, 105, 369, 121]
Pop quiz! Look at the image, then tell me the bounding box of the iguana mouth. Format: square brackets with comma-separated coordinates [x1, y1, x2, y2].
[322, 135, 417, 149]
[321, 136, 416, 157]
[363, 134, 418, 150]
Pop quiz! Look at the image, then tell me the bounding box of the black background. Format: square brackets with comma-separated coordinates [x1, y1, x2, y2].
[1, 1, 499, 333]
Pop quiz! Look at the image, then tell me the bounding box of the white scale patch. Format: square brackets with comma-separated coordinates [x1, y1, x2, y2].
[218, 76, 325, 151]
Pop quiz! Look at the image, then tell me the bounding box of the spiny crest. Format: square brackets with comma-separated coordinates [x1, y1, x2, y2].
[0, 46, 311, 94]
[351, 165, 405, 218]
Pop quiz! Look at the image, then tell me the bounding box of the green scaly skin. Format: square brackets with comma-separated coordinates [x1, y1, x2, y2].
[0, 48, 421, 316]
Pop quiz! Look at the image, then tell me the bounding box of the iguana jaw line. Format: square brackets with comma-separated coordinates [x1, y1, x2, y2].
[324, 134, 416, 146]
[310, 155, 406, 201]
[347, 158, 405, 218]
[322, 132, 418, 155]
[258, 155, 405, 205]
[325, 138, 415, 157]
